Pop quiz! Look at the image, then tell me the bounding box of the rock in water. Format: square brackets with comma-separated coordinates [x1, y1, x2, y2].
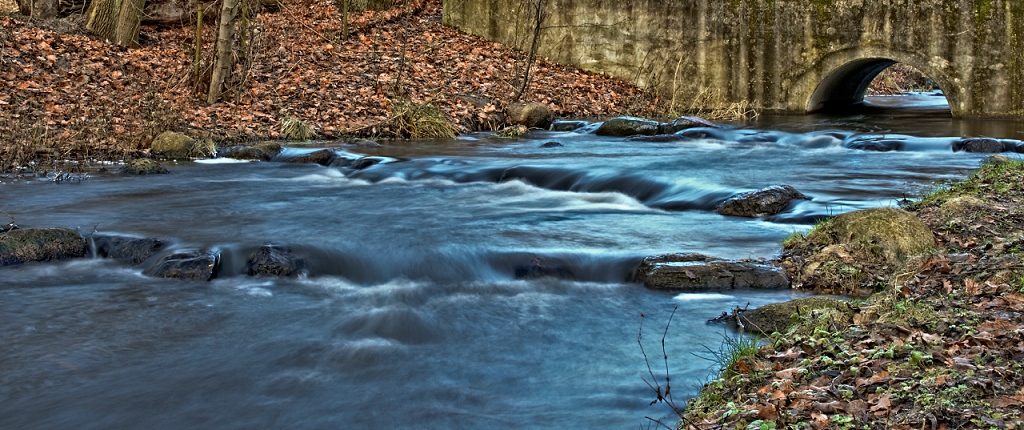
[659, 116, 718, 134]
[218, 142, 283, 161]
[635, 253, 789, 290]
[0, 228, 87, 266]
[514, 256, 574, 279]
[595, 117, 661, 137]
[718, 185, 808, 217]
[91, 234, 165, 265]
[952, 137, 1005, 153]
[549, 120, 589, 132]
[145, 250, 220, 281]
[281, 149, 338, 166]
[246, 245, 305, 277]
[118, 159, 169, 175]
[507, 102, 555, 129]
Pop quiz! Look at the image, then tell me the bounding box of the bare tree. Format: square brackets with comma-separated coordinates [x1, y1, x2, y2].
[17, 0, 58, 19]
[208, 0, 240, 103]
[85, 0, 147, 47]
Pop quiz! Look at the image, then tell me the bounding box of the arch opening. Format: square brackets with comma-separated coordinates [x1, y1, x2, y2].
[807, 58, 950, 114]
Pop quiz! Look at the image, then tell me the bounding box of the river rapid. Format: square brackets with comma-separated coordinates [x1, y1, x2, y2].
[2, 106, 1022, 429]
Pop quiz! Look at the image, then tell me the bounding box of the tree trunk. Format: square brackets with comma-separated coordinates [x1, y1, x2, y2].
[207, 0, 239, 104]
[86, 0, 147, 48]
[17, 0, 59, 19]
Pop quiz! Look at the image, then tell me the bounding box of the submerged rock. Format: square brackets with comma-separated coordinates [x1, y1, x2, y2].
[549, 120, 589, 132]
[514, 256, 574, 279]
[635, 253, 789, 290]
[540, 141, 563, 148]
[145, 249, 220, 281]
[91, 234, 166, 265]
[844, 135, 904, 152]
[952, 137, 1005, 153]
[507, 102, 555, 129]
[595, 117, 661, 137]
[118, 159, 169, 175]
[718, 185, 809, 218]
[659, 116, 718, 134]
[246, 245, 305, 277]
[0, 228, 87, 266]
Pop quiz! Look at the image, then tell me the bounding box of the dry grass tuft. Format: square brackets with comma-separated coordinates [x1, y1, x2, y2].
[385, 99, 458, 139]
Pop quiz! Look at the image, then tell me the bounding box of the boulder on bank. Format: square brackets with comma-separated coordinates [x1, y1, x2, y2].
[246, 245, 305, 277]
[118, 158, 169, 175]
[507, 102, 555, 129]
[595, 117, 661, 137]
[952, 137, 1005, 153]
[831, 207, 934, 262]
[718, 185, 809, 218]
[151, 131, 216, 159]
[734, 296, 853, 335]
[635, 253, 789, 290]
[219, 142, 283, 161]
[144, 249, 220, 281]
[91, 234, 166, 265]
[0, 228, 87, 266]
[785, 207, 935, 291]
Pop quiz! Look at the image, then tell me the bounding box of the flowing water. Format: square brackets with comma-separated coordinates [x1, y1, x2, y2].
[2, 107, 1022, 429]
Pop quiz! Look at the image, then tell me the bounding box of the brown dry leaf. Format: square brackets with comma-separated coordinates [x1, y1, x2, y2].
[978, 318, 1016, 337]
[756, 403, 779, 421]
[869, 392, 892, 415]
[992, 395, 1024, 408]
[855, 370, 890, 388]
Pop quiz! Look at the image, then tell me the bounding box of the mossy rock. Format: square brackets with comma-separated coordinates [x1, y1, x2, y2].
[151, 132, 216, 159]
[830, 207, 934, 263]
[151, 131, 195, 159]
[737, 296, 852, 335]
[506, 102, 555, 129]
[118, 158, 169, 175]
[0, 228, 87, 265]
[595, 117, 661, 137]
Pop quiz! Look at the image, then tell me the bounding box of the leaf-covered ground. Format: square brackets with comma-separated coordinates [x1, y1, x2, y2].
[0, 0, 656, 171]
[683, 158, 1024, 429]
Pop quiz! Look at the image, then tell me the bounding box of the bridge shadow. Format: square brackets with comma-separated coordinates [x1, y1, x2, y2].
[808, 59, 951, 117]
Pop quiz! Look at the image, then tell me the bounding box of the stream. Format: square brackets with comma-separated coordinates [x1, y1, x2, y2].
[2, 104, 1022, 429]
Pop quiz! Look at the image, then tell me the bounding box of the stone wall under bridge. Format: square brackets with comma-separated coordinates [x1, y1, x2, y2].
[442, 0, 1024, 119]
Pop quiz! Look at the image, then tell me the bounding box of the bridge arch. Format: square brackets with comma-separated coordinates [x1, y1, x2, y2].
[799, 49, 960, 115]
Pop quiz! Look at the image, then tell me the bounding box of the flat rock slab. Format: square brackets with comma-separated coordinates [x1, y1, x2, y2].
[0, 228, 87, 265]
[595, 117, 661, 137]
[636, 253, 789, 290]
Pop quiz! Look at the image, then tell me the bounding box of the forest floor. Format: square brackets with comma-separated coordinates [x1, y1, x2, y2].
[681, 157, 1024, 429]
[0, 0, 660, 172]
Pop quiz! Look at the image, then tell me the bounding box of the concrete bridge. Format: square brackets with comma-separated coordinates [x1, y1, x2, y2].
[443, 0, 1024, 119]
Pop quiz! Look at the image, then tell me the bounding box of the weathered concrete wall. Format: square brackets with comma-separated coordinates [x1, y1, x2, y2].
[443, 0, 1024, 119]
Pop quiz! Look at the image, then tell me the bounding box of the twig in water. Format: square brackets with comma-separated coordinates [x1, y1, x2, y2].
[1, 210, 17, 233]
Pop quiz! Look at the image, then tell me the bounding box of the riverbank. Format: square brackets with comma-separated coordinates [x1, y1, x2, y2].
[0, 0, 659, 173]
[682, 156, 1024, 429]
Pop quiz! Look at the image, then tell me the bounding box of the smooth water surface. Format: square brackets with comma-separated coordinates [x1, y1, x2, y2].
[1, 112, 1020, 429]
